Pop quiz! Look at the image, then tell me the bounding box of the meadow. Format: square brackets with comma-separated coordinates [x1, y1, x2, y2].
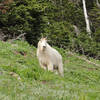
[0, 40, 100, 100]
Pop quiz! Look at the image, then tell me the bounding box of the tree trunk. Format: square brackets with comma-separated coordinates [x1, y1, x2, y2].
[96, 0, 100, 8]
[82, 0, 91, 37]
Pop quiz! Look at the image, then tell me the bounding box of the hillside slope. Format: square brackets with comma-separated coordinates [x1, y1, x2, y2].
[0, 40, 100, 100]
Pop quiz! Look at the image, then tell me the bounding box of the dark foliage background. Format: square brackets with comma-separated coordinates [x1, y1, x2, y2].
[0, 0, 100, 59]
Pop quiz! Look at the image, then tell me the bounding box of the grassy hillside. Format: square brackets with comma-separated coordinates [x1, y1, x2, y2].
[0, 40, 100, 100]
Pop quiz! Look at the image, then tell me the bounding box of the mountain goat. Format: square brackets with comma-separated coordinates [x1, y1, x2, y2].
[37, 38, 64, 77]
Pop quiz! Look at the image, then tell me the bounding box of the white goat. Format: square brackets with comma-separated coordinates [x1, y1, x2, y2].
[37, 38, 64, 77]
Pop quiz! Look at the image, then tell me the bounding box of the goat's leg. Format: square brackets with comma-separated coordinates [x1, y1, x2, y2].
[58, 62, 64, 77]
[40, 62, 46, 70]
[48, 63, 53, 72]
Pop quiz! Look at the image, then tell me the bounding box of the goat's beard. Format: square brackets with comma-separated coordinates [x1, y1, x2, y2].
[42, 47, 46, 51]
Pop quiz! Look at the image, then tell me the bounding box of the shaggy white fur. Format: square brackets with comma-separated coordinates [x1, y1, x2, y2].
[37, 38, 64, 77]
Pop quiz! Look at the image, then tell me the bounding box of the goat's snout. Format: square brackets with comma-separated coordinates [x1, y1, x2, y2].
[43, 45, 46, 48]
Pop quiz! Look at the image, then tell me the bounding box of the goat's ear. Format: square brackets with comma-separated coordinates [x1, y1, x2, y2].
[45, 37, 47, 40]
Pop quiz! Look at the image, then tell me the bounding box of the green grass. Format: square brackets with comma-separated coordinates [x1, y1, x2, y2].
[0, 40, 100, 100]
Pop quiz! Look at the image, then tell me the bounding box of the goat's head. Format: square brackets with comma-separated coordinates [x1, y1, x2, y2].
[38, 38, 47, 51]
